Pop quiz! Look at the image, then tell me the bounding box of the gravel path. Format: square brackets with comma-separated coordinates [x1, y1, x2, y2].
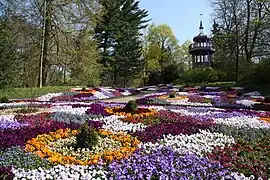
[98, 91, 152, 103]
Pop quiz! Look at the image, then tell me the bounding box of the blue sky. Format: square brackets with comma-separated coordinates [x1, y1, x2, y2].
[139, 0, 213, 45]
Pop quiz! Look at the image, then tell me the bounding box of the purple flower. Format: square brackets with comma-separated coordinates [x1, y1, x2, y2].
[107, 146, 231, 179]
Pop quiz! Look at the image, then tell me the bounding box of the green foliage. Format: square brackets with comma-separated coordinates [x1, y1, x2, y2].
[241, 59, 270, 85]
[75, 123, 99, 149]
[147, 24, 178, 48]
[0, 146, 52, 170]
[69, 30, 102, 86]
[0, 96, 10, 103]
[123, 100, 138, 114]
[51, 112, 96, 125]
[15, 108, 39, 114]
[162, 63, 185, 84]
[142, 23, 187, 85]
[210, 124, 270, 142]
[182, 68, 227, 83]
[0, 19, 18, 88]
[95, 0, 149, 87]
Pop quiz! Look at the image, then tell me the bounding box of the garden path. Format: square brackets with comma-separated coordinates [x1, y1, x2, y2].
[98, 91, 152, 103]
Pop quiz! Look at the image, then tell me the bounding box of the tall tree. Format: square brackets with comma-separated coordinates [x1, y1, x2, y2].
[210, 0, 270, 81]
[115, 0, 149, 87]
[142, 23, 185, 85]
[95, 0, 149, 87]
[0, 17, 18, 88]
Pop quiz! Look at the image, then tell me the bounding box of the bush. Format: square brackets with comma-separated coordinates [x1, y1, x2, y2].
[123, 100, 138, 114]
[169, 91, 176, 98]
[75, 123, 99, 149]
[0, 96, 10, 103]
[182, 68, 226, 84]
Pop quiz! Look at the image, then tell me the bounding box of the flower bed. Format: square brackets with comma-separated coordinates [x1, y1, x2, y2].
[0, 87, 270, 179]
[25, 128, 140, 165]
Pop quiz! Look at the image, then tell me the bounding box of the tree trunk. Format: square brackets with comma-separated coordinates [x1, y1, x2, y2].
[39, 0, 52, 87]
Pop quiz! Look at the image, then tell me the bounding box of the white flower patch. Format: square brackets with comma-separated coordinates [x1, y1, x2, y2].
[50, 105, 88, 115]
[205, 87, 220, 90]
[214, 116, 270, 129]
[92, 91, 110, 99]
[0, 102, 27, 108]
[171, 109, 220, 116]
[236, 99, 259, 107]
[12, 165, 108, 180]
[37, 93, 64, 101]
[141, 92, 167, 98]
[203, 95, 220, 99]
[141, 130, 235, 157]
[177, 92, 189, 96]
[147, 87, 158, 91]
[48, 136, 122, 158]
[99, 115, 147, 133]
[224, 172, 262, 180]
[51, 102, 93, 106]
[168, 98, 213, 107]
[231, 87, 245, 90]
[139, 105, 166, 111]
[121, 91, 132, 96]
[0, 114, 16, 122]
[0, 101, 49, 108]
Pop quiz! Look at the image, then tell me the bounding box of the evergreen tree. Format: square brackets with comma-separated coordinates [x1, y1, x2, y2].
[95, 0, 149, 87]
[115, 0, 149, 87]
[95, 0, 120, 85]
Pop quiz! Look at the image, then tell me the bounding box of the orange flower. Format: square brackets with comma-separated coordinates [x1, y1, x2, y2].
[105, 155, 114, 162]
[260, 117, 270, 123]
[25, 128, 140, 165]
[35, 151, 45, 158]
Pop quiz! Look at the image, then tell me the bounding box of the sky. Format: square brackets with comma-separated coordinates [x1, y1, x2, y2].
[139, 0, 213, 45]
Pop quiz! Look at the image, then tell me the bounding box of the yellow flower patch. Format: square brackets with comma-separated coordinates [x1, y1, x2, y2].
[25, 128, 140, 165]
[105, 107, 157, 118]
[260, 117, 270, 123]
[159, 95, 187, 100]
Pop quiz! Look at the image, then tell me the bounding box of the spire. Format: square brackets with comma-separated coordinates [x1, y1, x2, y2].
[199, 14, 204, 34]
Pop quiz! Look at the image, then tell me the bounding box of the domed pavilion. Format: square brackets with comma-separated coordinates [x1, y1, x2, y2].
[189, 20, 215, 68]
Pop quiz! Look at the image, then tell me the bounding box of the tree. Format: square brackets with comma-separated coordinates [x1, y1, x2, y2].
[142, 23, 186, 85]
[0, 0, 103, 87]
[69, 29, 102, 86]
[210, 0, 270, 81]
[95, 0, 149, 87]
[0, 18, 18, 88]
[115, 0, 149, 87]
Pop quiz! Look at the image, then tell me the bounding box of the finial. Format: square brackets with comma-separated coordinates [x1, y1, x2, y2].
[199, 14, 204, 34]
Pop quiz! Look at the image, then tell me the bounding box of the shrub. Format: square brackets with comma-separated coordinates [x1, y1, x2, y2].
[123, 100, 138, 114]
[0, 96, 10, 103]
[169, 91, 176, 98]
[75, 123, 99, 149]
[182, 68, 226, 83]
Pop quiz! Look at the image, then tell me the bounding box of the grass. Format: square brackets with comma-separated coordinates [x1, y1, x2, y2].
[0, 86, 73, 99]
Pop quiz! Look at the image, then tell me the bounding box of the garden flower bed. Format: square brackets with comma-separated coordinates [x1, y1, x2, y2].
[0, 87, 270, 179]
[136, 87, 270, 111]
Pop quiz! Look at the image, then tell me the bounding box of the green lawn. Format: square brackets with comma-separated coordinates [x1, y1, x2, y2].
[0, 86, 73, 99]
